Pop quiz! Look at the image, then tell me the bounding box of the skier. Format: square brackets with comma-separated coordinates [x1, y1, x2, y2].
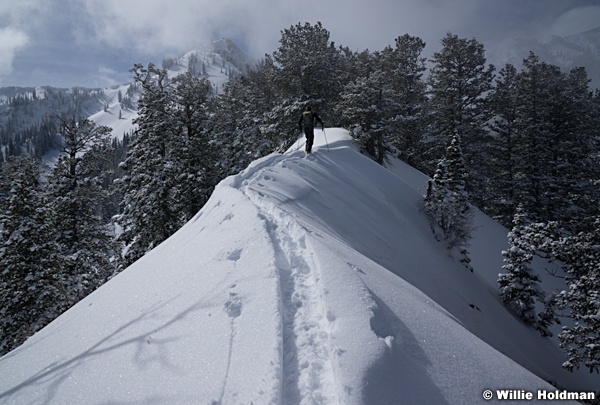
[298, 106, 324, 154]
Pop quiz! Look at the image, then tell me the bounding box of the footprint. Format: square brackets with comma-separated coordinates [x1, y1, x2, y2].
[224, 296, 242, 318]
[220, 213, 234, 224]
[298, 236, 306, 249]
[227, 248, 243, 262]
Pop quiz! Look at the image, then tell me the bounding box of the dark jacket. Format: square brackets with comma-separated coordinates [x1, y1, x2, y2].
[298, 110, 324, 131]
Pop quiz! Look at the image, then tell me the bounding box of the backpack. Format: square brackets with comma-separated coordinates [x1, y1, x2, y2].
[302, 111, 314, 129]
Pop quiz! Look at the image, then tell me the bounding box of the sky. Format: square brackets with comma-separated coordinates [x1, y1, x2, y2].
[1, 128, 597, 403]
[1, 0, 600, 88]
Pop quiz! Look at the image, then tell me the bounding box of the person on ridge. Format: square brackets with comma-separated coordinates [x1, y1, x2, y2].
[298, 106, 324, 154]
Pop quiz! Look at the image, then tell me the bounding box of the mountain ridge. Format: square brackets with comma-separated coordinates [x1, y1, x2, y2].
[488, 25, 600, 87]
[0, 129, 596, 404]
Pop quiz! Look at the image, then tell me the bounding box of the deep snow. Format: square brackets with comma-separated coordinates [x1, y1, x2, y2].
[0, 129, 597, 404]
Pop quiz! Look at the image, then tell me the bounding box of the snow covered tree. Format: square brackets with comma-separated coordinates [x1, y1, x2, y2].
[46, 117, 115, 301]
[0, 157, 64, 355]
[498, 206, 546, 326]
[117, 64, 179, 268]
[210, 61, 278, 175]
[537, 292, 561, 337]
[379, 34, 429, 168]
[552, 66, 599, 229]
[427, 33, 494, 194]
[424, 133, 473, 269]
[267, 21, 342, 117]
[511, 53, 596, 227]
[337, 35, 428, 166]
[487, 63, 519, 225]
[170, 71, 215, 223]
[337, 70, 395, 164]
[556, 217, 600, 373]
[425, 157, 450, 236]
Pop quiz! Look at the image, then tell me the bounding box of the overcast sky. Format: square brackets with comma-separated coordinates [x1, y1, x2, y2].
[1, 0, 600, 88]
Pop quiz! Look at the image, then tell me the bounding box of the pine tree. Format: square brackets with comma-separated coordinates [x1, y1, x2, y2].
[267, 22, 342, 116]
[337, 35, 428, 166]
[487, 63, 519, 225]
[117, 64, 179, 268]
[498, 206, 546, 326]
[424, 133, 473, 268]
[170, 71, 215, 223]
[424, 157, 450, 239]
[512, 53, 563, 222]
[0, 157, 63, 355]
[427, 33, 494, 195]
[46, 117, 115, 301]
[553, 67, 598, 230]
[209, 70, 272, 174]
[337, 70, 394, 164]
[513, 54, 597, 228]
[380, 34, 429, 168]
[537, 292, 561, 337]
[556, 217, 600, 373]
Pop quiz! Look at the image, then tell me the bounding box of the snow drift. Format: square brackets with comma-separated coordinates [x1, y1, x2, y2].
[0, 129, 597, 404]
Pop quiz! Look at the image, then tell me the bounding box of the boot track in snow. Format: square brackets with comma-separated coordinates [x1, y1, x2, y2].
[238, 156, 338, 405]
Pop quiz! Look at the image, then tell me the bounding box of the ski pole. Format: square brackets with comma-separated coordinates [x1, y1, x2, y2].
[322, 127, 330, 152]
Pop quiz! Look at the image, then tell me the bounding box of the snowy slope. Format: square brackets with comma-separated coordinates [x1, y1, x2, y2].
[88, 84, 139, 140]
[0, 130, 597, 404]
[86, 41, 247, 140]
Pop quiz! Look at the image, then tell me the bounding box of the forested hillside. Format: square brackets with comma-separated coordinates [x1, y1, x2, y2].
[1, 22, 598, 376]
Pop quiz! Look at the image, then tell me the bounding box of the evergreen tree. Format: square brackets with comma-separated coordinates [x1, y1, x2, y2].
[425, 157, 450, 238]
[46, 117, 115, 301]
[513, 54, 596, 228]
[170, 72, 215, 223]
[267, 21, 342, 116]
[487, 63, 519, 225]
[336, 35, 428, 166]
[537, 292, 561, 337]
[424, 133, 473, 268]
[556, 218, 600, 373]
[498, 206, 546, 326]
[209, 70, 272, 174]
[380, 34, 429, 168]
[554, 67, 598, 229]
[337, 70, 394, 164]
[427, 33, 494, 193]
[117, 64, 178, 268]
[0, 157, 63, 355]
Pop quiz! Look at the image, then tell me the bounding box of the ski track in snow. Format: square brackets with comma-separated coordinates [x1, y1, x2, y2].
[236, 154, 338, 405]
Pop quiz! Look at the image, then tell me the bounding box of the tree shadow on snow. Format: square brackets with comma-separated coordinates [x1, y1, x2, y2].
[0, 293, 220, 404]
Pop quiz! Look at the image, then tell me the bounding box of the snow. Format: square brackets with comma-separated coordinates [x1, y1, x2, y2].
[0, 129, 597, 404]
[88, 84, 139, 141]
[86, 45, 245, 142]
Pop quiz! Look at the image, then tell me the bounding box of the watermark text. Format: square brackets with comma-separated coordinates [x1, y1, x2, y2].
[482, 389, 596, 401]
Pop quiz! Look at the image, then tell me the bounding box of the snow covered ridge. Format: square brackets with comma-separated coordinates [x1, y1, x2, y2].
[0, 130, 597, 404]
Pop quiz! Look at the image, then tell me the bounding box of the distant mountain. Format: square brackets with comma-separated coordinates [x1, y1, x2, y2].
[161, 38, 253, 94]
[489, 26, 600, 87]
[0, 38, 251, 160]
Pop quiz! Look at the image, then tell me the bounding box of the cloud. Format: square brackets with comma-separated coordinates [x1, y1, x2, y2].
[0, 27, 29, 80]
[551, 5, 600, 36]
[79, 0, 292, 57]
[3, 0, 599, 87]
